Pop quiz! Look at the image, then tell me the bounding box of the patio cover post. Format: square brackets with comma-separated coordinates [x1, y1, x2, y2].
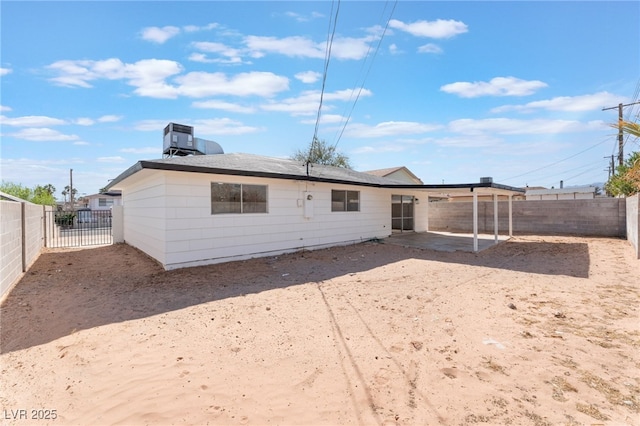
[425, 195, 429, 232]
[508, 195, 513, 237]
[473, 190, 478, 252]
[493, 193, 498, 244]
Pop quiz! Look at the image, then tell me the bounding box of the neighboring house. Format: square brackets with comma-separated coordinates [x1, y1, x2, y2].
[82, 191, 122, 210]
[364, 166, 424, 184]
[525, 186, 597, 200]
[106, 153, 523, 270]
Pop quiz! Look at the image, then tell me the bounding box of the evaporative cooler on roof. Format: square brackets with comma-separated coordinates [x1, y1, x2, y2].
[163, 123, 195, 156]
[162, 122, 224, 157]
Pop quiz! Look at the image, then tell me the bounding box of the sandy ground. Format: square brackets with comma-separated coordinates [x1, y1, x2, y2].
[1, 235, 639, 426]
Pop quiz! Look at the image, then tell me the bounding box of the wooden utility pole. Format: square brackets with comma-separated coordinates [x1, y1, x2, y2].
[602, 101, 640, 167]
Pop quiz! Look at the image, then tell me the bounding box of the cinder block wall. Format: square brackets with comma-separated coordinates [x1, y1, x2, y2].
[0, 202, 47, 301]
[626, 194, 639, 258]
[1, 202, 23, 299]
[428, 198, 626, 237]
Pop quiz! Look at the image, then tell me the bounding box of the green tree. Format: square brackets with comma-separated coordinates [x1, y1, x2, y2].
[0, 181, 57, 205]
[291, 138, 352, 169]
[32, 185, 57, 205]
[605, 151, 640, 197]
[605, 119, 639, 197]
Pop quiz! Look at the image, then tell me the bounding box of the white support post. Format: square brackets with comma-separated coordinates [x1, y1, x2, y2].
[473, 191, 478, 252]
[425, 195, 429, 232]
[493, 193, 498, 244]
[508, 195, 513, 237]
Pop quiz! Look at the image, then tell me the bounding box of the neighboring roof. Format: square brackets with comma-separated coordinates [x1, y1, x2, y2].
[525, 186, 596, 196]
[85, 190, 122, 198]
[364, 166, 423, 184]
[106, 153, 524, 195]
[0, 190, 31, 203]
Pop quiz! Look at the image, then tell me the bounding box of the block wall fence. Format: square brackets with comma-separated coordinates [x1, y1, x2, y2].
[428, 198, 627, 238]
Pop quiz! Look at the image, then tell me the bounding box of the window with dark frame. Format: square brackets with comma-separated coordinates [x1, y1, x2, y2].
[211, 183, 267, 214]
[331, 189, 360, 212]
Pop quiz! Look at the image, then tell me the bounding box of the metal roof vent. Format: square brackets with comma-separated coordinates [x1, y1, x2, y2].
[480, 177, 493, 184]
[163, 123, 195, 156]
[163, 123, 224, 157]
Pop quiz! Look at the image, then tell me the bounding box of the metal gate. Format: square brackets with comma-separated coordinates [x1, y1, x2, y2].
[45, 209, 113, 248]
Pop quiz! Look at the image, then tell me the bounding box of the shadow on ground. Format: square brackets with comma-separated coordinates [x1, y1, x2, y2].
[0, 237, 589, 354]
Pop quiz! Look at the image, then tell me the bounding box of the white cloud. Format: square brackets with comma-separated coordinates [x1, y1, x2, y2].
[7, 127, 80, 141]
[183, 23, 219, 32]
[418, 43, 443, 54]
[176, 71, 289, 98]
[345, 121, 442, 138]
[0, 105, 12, 112]
[134, 118, 262, 136]
[440, 76, 548, 98]
[191, 42, 243, 64]
[97, 156, 127, 163]
[261, 88, 372, 116]
[448, 118, 606, 135]
[73, 141, 90, 146]
[491, 91, 625, 113]
[352, 144, 407, 154]
[191, 99, 256, 113]
[389, 19, 468, 39]
[120, 147, 161, 154]
[141, 26, 180, 44]
[0, 115, 66, 127]
[388, 44, 401, 55]
[75, 117, 95, 126]
[284, 11, 324, 22]
[97, 115, 123, 123]
[299, 114, 345, 125]
[295, 71, 321, 84]
[244, 35, 376, 61]
[0, 67, 12, 76]
[46, 58, 184, 98]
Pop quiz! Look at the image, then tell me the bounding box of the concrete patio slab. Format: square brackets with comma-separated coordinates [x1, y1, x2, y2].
[384, 231, 511, 253]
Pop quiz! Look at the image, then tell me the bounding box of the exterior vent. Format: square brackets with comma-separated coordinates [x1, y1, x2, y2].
[480, 177, 493, 184]
[163, 123, 195, 156]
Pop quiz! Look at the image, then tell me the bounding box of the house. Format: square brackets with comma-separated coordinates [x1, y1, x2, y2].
[81, 191, 123, 210]
[525, 186, 597, 200]
[364, 166, 423, 184]
[106, 153, 524, 270]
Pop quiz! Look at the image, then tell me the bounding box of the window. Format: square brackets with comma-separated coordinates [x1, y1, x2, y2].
[98, 198, 114, 207]
[211, 183, 267, 214]
[331, 190, 360, 212]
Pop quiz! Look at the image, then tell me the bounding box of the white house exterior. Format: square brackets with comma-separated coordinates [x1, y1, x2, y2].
[83, 191, 122, 210]
[107, 153, 523, 270]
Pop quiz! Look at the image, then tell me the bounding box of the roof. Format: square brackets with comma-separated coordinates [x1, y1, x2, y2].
[106, 153, 524, 195]
[364, 166, 423, 184]
[526, 186, 596, 196]
[0, 190, 31, 203]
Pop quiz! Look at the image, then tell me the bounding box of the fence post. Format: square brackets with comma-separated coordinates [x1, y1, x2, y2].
[21, 202, 26, 272]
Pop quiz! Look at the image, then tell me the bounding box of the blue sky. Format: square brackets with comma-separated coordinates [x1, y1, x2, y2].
[1, 1, 639, 199]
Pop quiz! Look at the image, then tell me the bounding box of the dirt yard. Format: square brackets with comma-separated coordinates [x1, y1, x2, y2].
[1, 235, 639, 425]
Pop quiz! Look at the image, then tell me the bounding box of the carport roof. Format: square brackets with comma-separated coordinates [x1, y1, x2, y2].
[106, 153, 524, 196]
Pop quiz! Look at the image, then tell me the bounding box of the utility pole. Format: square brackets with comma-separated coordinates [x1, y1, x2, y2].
[602, 101, 640, 167]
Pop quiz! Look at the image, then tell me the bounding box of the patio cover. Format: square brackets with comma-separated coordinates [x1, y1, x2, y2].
[383, 182, 525, 252]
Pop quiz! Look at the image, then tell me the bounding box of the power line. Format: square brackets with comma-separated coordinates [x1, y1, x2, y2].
[332, 0, 398, 151]
[499, 136, 611, 182]
[309, 0, 341, 163]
